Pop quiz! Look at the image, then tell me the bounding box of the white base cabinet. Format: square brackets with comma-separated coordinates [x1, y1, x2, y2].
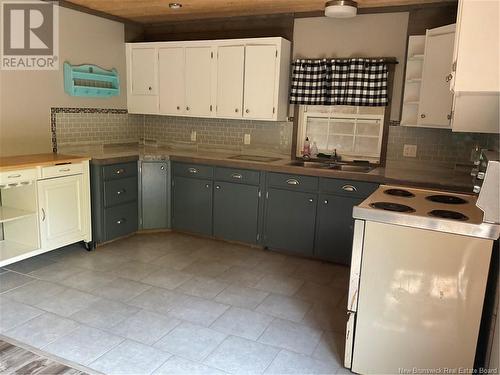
[38, 174, 87, 251]
[0, 160, 92, 267]
[127, 37, 291, 121]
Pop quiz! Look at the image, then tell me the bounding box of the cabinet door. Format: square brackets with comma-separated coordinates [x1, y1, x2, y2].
[418, 28, 455, 127]
[131, 48, 158, 96]
[214, 181, 259, 244]
[185, 47, 213, 117]
[172, 176, 212, 235]
[243, 45, 277, 120]
[452, 0, 499, 93]
[315, 194, 363, 265]
[216, 45, 244, 118]
[159, 47, 185, 115]
[142, 162, 169, 230]
[264, 188, 316, 256]
[38, 175, 85, 250]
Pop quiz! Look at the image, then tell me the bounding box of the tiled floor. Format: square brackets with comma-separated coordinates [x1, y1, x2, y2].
[0, 232, 350, 375]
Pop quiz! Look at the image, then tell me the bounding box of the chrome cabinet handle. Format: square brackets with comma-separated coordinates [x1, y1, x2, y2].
[59, 168, 70, 172]
[188, 167, 198, 174]
[41, 208, 46, 221]
[342, 185, 357, 192]
[160, 165, 165, 170]
[324, 200, 329, 204]
[205, 184, 210, 188]
[7, 174, 21, 178]
[117, 189, 126, 195]
[116, 218, 127, 225]
[286, 179, 299, 185]
[308, 198, 314, 203]
[215, 185, 221, 189]
[445, 73, 453, 82]
[115, 168, 125, 175]
[231, 173, 242, 180]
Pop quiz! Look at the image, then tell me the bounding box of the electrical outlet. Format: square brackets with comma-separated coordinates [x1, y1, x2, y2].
[190, 131, 197, 142]
[403, 144, 417, 157]
[244, 134, 251, 145]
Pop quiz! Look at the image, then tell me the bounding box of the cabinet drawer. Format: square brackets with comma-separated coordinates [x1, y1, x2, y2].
[104, 202, 138, 241]
[41, 163, 83, 179]
[0, 168, 38, 185]
[319, 178, 378, 198]
[104, 177, 138, 208]
[267, 172, 318, 192]
[173, 163, 213, 179]
[215, 167, 260, 185]
[103, 162, 138, 181]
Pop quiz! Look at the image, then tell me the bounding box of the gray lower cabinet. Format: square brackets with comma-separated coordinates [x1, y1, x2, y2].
[315, 193, 364, 264]
[172, 176, 213, 235]
[213, 181, 260, 244]
[140, 161, 169, 230]
[91, 161, 138, 244]
[264, 188, 317, 256]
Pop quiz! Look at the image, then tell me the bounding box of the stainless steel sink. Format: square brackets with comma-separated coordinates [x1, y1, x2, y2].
[287, 160, 374, 173]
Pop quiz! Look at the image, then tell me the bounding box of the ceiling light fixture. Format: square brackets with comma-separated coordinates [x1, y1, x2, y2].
[324, 0, 358, 18]
[168, 2, 182, 9]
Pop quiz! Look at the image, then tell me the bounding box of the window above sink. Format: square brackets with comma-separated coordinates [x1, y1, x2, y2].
[296, 105, 385, 164]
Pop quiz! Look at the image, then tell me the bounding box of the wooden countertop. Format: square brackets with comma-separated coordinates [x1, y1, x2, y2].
[0, 153, 90, 171]
[57, 144, 475, 193]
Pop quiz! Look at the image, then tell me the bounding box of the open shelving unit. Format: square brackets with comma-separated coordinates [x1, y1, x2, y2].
[401, 35, 426, 126]
[0, 182, 40, 266]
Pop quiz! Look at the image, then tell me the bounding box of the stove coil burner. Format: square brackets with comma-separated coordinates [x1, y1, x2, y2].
[384, 188, 415, 198]
[428, 210, 469, 221]
[370, 202, 416, 213]
[426, 195, 468, 204]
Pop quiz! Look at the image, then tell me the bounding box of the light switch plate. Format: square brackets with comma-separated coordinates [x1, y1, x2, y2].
[403, 144, 417, 157]
[190, 131, 197, 142]
[244, 134, 251, 145]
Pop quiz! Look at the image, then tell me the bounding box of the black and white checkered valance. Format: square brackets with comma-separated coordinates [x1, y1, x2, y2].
[290, 58, 389, 106]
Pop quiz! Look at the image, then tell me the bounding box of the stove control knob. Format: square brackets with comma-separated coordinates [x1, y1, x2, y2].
[477, 172, 485, 180]
[473, 185, 481, 194]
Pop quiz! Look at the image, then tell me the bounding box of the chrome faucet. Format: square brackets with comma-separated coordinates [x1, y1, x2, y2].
[331, 149, 341, 162]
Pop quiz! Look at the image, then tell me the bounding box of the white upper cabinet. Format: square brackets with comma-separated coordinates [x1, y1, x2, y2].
[126, 37, 291, 121]
[185, 46, 214, 117]
[451, 0, 499, 93]
[449, 0, 500, 133]
[216, 45, 245, 118]
[244, 45, 278, 120]
[127, 46, 159, 114]
[417, 25, 455, 128]
[159, 47, 185, 116]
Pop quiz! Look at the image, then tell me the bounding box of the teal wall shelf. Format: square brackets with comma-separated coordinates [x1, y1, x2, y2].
[64, 62, 120, 98]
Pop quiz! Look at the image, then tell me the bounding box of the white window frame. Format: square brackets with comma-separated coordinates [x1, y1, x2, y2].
[296, 105, 384, 163]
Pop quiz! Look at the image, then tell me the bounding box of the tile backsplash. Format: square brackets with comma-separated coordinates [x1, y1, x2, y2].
[386, 126, 499, 166]
[53, 107, 498, 165]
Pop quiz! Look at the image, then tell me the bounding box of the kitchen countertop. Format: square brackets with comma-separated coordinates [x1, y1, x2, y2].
[0, 153, 90, 172]
[57, 144, 475, 193]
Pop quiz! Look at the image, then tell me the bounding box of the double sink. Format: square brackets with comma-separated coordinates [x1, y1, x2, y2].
[287, 160, 375, 173]
[228, 154, 375, 173]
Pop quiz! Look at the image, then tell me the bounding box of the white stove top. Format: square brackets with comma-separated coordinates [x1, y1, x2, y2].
[353, 185, 500, 239]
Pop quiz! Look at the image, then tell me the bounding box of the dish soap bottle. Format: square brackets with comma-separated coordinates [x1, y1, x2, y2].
[311, 142, 319, 158]
[302, 137, 311, 158]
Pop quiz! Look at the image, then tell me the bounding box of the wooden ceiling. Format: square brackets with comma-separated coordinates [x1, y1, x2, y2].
[63, 0, 455, 24]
